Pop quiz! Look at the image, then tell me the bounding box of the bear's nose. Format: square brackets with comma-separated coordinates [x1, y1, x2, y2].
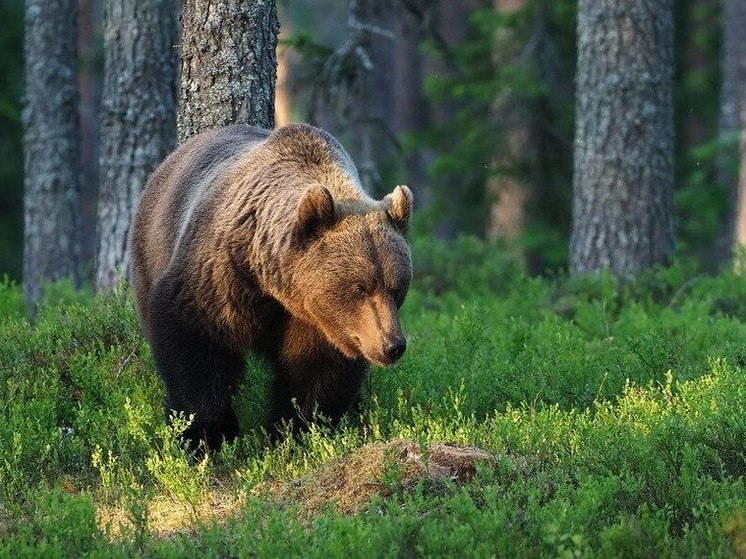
[384, 337, 407, 362]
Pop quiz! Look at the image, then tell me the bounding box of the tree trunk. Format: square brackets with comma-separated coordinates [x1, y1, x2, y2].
[78, 0, 103, 278]
[23, 0, 81, 306]
[349, 0, 396, 194]
[95, 0, 177, 291]
[275, 39, 292, 127]
[429, 0, 472, 238]
[487, 0, 533, 241]
[178, 0, 279, 143]
[720, 0, 746, 257]
[737, 107, 746, 257]
[393, 6, 429, 205]
[570, 0, 675, 278]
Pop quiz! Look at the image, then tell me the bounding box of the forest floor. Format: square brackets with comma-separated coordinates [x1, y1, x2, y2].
[2, 238, 746, 557]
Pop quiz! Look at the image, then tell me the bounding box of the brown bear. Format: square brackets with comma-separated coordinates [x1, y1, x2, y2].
[129, 123, 413, 450]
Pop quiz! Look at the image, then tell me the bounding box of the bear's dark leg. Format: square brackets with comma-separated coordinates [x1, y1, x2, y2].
[268, 352, 367, 439]
[148, 280, 244, 452]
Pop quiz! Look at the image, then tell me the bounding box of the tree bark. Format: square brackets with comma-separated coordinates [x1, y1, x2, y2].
[393, 6, 429, 205]
[78, 0, 103, 278]
[95, 0, 177, 291]
[178, 0, 279, 143]
[737, 106, 746, 256]
[720, 0, 746, 257]
[275, 39, 291, 127]
[23, 0, 81, 306]
[347, 0, 396, 194]
[570, 0, 675, 278]
[428, 0, 472, 238]
[487, 0, 533, 241]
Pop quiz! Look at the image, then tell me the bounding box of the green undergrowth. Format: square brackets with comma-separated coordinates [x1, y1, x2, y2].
[2, 240, 746, 557]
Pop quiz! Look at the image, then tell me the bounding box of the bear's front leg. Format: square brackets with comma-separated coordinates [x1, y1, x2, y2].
[148, 278, 244, 452]
[268, 338, 368, 438]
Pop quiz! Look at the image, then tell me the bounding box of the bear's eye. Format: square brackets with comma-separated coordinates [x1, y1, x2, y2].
[353, 283, 367, 297]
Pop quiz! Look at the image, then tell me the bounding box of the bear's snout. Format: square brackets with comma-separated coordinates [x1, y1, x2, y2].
[358, 295, 407, 366]
[383, 335, 407, 363]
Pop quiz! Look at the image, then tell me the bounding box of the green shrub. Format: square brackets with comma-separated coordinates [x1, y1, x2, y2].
[1, 239, 746, 556]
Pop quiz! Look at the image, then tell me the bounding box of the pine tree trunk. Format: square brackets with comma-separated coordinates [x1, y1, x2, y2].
[23, 0, 81, 306]
[570, 0, 675, 278]
[393, 6, 429, 205]
[487, 0, 533, 241]
[78, 0, 104, 278]
[178, 0, 279, 143]
[346, 0, 396, 194]
[738, 112, 746, 255]
[720, 0, 746, 257]
[95, 0, 177, 291]
[429, 0, 472, 238]
[275, 39, 291, 127]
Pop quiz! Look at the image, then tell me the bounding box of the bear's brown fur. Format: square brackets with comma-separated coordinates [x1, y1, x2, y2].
[129, 123, 412, 449]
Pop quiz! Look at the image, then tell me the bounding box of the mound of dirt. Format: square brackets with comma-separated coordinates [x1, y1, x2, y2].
[97, 440, 504, 537]
[253, 439, 498, 517]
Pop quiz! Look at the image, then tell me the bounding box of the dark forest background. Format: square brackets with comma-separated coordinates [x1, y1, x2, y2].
[0, 0, 732, 281]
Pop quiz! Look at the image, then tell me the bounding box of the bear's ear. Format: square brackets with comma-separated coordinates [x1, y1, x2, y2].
[294, 185, 336, 245]
[383, 185, 413, 234]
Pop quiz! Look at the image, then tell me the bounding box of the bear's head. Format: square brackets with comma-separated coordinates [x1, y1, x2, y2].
[291, 184, 413, 366]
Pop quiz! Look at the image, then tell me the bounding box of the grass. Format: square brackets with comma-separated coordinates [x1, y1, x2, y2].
[1, 239, 746, 557]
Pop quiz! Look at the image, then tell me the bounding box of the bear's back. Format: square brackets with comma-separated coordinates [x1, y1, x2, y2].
[130, 125, 271, 325]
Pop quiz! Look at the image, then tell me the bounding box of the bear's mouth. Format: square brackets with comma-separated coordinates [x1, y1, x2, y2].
[367, 353, 393, 367]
